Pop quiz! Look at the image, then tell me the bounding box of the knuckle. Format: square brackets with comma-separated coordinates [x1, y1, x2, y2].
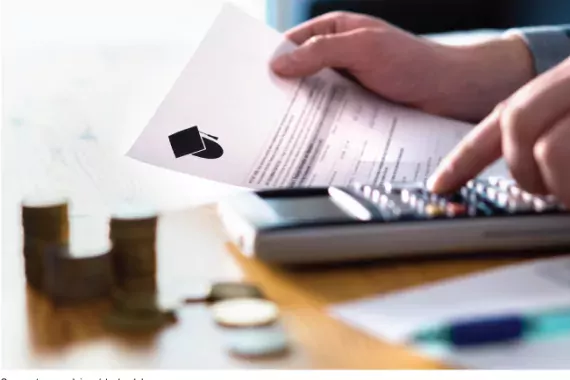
[327, 11, 349, 20]
[307, 35, 329, 52]
[493, 100, 508, 114]
[500, 103, 530, 144]
[534, 136, 560, 167]
[307, 35, 326, 50]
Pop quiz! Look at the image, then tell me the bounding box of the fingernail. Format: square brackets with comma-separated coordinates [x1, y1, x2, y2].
[426, 174, 438, 191]
[426, 168, 446, 191]
[271, 54, 292, 74]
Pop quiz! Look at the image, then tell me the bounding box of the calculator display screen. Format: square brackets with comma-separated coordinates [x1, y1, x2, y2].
[266, 196, 353, 223]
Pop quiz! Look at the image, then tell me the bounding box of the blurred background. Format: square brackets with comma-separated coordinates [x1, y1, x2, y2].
[4, 0, 570, 47]
[269, 0, 570, 34]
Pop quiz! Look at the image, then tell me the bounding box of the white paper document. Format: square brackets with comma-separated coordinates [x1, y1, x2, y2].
[329, 256, 570, 369]
[127, 3, 506, 189]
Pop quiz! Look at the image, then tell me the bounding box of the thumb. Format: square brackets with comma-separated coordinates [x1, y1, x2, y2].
[271, 29, 366, 77]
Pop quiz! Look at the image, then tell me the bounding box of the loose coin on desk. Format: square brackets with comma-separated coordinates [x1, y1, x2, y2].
[223, 324, 290, 358]
[183, 281, 266, 304]
[210, 298, 279, 327]
[209, 281, 266, 302]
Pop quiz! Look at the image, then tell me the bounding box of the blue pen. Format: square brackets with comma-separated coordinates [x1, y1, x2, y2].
[410, 307, 570, 347]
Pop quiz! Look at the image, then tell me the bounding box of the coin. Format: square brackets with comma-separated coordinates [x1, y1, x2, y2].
[224, 324, 289, 357]
[109, 203, 158, 240]
[210, 298, 279, 327]
[43, 217, 113, 305]
[177, 283, 212, 304]
[208, 282, 266, 303]
[20, 193, 70, 290]
[109, 202, 158, 295]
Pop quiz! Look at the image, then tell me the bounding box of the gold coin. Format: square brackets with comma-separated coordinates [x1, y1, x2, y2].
[208, 282, 265, 302]
[210, 298, 279, 327]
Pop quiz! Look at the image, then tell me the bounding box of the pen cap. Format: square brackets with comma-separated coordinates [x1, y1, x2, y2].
[449, 315, 527, 346]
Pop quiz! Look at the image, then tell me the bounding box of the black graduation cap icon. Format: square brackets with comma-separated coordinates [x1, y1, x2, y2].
[168, 126, 224, 160]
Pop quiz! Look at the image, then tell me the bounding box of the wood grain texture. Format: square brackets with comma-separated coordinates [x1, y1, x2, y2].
[2, 42, 531, 369]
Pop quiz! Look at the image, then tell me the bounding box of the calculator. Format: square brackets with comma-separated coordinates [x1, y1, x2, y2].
[216, 177, 570, 265]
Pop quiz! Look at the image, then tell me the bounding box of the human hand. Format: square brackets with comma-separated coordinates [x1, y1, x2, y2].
[428, 55, 570, 206]
[270, 11, 534, 122]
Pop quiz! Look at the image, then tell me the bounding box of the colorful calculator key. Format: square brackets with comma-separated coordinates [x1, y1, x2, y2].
[350, 177, 567, 222]
[446, 203, 467, 216]
[425, 204, 446, 217]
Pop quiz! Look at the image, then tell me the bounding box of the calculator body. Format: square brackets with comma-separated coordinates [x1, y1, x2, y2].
[216, 178, 570, 265]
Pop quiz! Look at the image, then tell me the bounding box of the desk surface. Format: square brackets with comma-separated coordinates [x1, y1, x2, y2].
[2, 36, 527, 370]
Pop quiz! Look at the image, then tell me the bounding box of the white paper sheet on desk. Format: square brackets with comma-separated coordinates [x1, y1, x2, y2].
[126, 3, 507, 188]
[328, 256, 570, 369]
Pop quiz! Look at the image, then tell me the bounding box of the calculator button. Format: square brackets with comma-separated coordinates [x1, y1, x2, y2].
[509, 186, 522, 196]
[378, 183, 394, 194]
[379, 200, 414, 221]
[468, 202, 494, 216]
[464, 190, 479, 205]
[487, 177, 502, 186]
[498, 179, 516, 191]
[521, 191, 534, 203]
[371, 189, 381, 203]
[475, 182, 487, 195]
[407, 193, 420, 207]
[485, 187, 499, 202]
[506, 198, 534, 213]
[495, 192, 510, 208]
[379, 207, 400, 221]
[425, 204, 446, 218]
[446, 202, 467, 216]
[414, 198, 426, 210]
[460, 187, 471, 200]
[532, 195, 560, 212]
[533, 198, 552, 212]
[401, 189, 414, 203]
[362, 185, 372, 199]
[379, 194, 398, 205]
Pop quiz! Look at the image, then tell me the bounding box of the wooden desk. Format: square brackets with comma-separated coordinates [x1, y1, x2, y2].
[2, 34, 528, 370]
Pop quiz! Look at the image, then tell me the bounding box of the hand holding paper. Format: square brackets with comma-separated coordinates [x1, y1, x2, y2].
[127, 4, 508, 190]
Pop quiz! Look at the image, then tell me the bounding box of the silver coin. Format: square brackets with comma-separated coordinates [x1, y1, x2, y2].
[211, 298, 279, 327]
[223, 324, 289, 357]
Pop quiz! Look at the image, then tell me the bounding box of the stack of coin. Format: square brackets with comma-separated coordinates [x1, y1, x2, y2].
[21, 194, 70, 291]
[43, 216, 114, 305]
[109, 204, 158, 294]
[103, 203, 179, 332]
